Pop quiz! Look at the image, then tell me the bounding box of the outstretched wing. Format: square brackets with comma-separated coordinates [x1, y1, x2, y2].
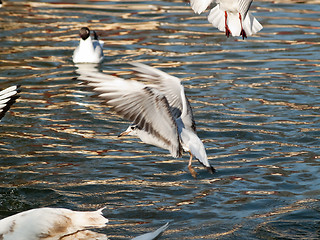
[190, 0, 215, 14]
[130, 62, 196, 132]
[77, 70, 182, 158]
[132, 222, 169, 240]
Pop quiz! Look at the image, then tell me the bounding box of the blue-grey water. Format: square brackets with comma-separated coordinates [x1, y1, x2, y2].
[0, 0, 320, 239]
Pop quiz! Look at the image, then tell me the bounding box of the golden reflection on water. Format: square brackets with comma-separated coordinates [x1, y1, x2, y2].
[0, 0, 320, 239]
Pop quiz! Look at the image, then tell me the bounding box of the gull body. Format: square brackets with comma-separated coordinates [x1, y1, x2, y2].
[0, 85, 20, 121]
[190, 0, 262, 38]
[77, 63, 215, 177]
[73, 27, 104, 64]
[0, 207, 108, 240]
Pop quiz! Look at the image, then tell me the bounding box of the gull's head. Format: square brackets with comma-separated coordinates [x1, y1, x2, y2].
[118, 124, 139, 137]
[79, 27, 90, 40]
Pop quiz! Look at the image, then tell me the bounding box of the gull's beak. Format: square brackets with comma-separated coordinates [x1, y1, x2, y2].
[118, 129, 131, 137]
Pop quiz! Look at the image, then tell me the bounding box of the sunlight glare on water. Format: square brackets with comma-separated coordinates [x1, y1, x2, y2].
[0, 0, 320, 239]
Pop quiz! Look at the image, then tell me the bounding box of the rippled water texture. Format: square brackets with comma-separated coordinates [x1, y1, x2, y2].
[0, 0, 320, 239]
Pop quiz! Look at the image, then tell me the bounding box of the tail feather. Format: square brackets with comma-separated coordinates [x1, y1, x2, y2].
[208, 6, 263, 37]
[243, 12, 263, 36]
[207, 5, 226, 33]
[226, 12, 243, 37]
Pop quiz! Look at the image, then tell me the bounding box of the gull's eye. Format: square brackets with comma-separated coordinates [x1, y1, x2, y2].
[130, 126, 135, 130]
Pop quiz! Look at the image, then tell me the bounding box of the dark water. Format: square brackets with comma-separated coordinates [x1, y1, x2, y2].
[0, 0, 320, 239]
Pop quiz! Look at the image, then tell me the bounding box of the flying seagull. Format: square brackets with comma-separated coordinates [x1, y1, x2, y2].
[77, 63, 215, 178]
[73, 27, 104, 64]
[190, 0, 263, 39]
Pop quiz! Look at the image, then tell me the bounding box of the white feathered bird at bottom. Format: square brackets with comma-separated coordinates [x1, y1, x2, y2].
[0, 207, 108, 240]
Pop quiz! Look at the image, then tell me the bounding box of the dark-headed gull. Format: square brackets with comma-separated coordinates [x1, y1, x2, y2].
[77, 63, 215, 178]
[73, 27, 104, 64]
[0, 207, 108, 240]
[190, 0, 262, 39]
[0, 85, 20, 121]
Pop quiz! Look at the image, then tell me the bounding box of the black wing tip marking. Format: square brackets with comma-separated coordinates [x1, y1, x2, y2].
[0, 87, 20, 120]
[206, 166, 216, 174]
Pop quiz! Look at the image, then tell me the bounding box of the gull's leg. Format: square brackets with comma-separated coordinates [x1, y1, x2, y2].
[225, 11, 231, 37]
[188, 152, 197, 178]
[239, 13, 247, 39]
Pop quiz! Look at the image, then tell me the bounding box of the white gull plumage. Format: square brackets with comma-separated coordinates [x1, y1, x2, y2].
[190, 0, 263, 38]
[0, 207, 169, 240]
[0, 207, 108, 240]
[77, 63, 215, 178]
[0, 85, 20, 121]
[73, 27, 104, 64]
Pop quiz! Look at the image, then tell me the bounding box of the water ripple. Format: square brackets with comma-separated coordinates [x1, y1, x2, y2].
[0, 0, 320, 239]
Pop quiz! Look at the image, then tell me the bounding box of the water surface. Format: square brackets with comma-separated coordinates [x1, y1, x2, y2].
[0, 0, 320, 239]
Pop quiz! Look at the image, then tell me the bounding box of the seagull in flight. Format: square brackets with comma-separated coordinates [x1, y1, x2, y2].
[77, 63, 215, 178]
[73, 27, 104, 64]
[190, 0, 263, 39]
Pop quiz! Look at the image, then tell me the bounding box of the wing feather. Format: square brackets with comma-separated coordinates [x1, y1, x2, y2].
[189, 0, 215, 14]
[238, 0, 253, 19]
[130, 62, 196, 132]
[77, 71, 182, 157]
[0, 85, 20, 120]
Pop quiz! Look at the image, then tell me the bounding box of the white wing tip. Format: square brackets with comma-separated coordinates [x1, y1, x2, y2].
[131, 222, 170, 240]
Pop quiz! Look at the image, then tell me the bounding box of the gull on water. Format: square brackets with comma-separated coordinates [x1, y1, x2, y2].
[0, 85, 20, 121]
[77, 63, 215, 178]
[0, 207, 169, 240]
[0, 207, 108, 240]
[190, 0, 263, 39]
[73, 27, 104, 64]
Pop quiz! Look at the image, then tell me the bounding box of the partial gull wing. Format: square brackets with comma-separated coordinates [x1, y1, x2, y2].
[190, 0, 215, 14]
[130, 62, 196, 132]
[77, 71, 182, 158]
[132, 222, 169, 240]
[0, 85, 20, 120]
[238, 0, 253, 19]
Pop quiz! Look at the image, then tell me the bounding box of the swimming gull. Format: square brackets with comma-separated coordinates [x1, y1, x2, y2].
[0, 207, 108, 240]
[77, 63, 215, 178]
[73, 27, 104, 64]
